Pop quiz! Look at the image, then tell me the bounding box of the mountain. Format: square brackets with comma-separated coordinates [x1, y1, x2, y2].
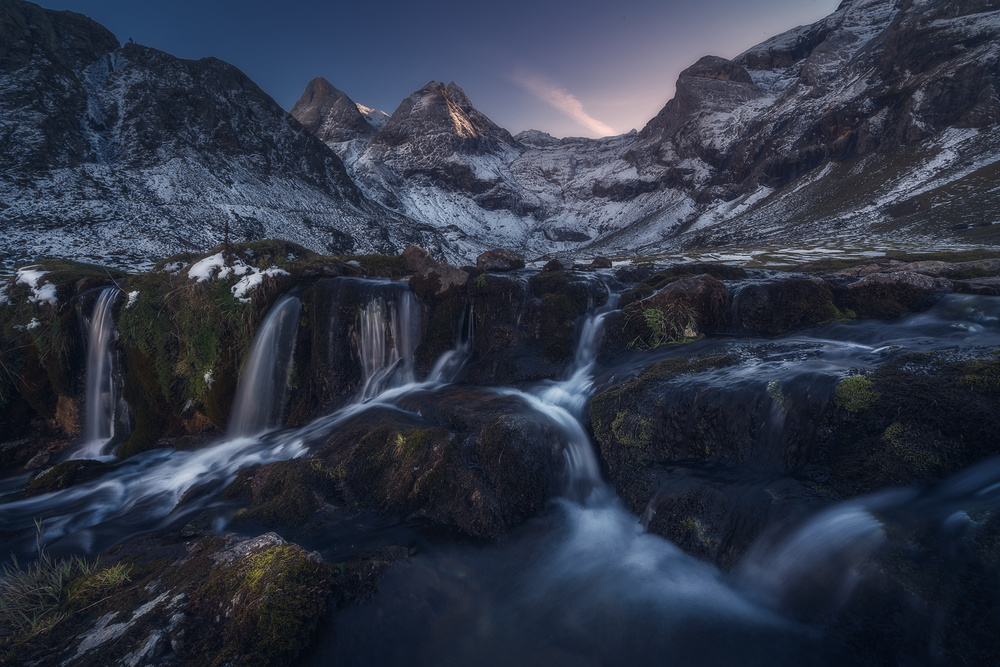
[298, 0, 1000, 258]
[3, 0, 999, 269]
[0, 0, 449, 272]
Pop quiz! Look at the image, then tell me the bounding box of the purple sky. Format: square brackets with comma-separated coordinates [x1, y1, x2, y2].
[46, 0, 841, 138]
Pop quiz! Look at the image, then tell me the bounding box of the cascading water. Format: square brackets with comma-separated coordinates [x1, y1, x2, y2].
[228, 295, 303, 438]
[9, 286, 1000, 665]
[354, 286, 420, 401]
[74, 287, 120, 460]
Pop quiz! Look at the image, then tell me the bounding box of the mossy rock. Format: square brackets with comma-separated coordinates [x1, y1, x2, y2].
[118, 347, 180, 459]
[836, 273, 950, 319]
[819, 351, 1000, 496]
[26, 459, 113, 496]
[319, 387, 561, 539]
[590, 354, 738, 481]
[734, 278, 843, 335]
[226, 458, 340, 531]
[0, 531, 343, 666]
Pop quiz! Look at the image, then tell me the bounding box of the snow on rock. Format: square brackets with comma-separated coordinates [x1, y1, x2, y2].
[231, 267, 289, 303]
[187, 253, 229, 282]
[15, 267, 58, 305]
[186, 252, 289, 303]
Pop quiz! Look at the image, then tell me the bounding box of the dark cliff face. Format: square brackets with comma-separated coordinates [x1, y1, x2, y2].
[83, 45, 363, 201]
[0, 0, 119, 173]
[0, 0, 453, 270]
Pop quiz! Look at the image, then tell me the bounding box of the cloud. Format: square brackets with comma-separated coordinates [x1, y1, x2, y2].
[510, 71, 616, 137]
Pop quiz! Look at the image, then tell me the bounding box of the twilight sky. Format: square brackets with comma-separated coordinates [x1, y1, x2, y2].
[48, 0, 841, 138]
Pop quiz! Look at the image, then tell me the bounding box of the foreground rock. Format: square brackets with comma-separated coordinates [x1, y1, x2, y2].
[590, 347, 1000, 569]
[0, 532, 356, 666]
[231, 387, 565, 541]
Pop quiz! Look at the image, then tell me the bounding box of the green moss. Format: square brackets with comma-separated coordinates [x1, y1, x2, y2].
[194, 542, 333, 667]
[628, 302, 698, 349]
[957, 354, 1000, 393]
[880, 422, 945, 477]
[610, 411, 654, 448]
[833, 375, 880, 412]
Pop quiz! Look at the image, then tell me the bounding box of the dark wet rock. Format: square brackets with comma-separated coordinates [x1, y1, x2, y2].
[954, 276, 1000, 296]
[401, 245, 438, 273]
[817, 352, 1000, 497]
[589, 349, 841, 567]
[641, 467, 829, 571]
[591, 257, 613, 269]
[541, 259, 565, 272]
[0, 531, 352, 666]
[611, 274, 729, 351]
[594, 346, 1000, 571]
[226, 458, 340, 533]
[26, 459, 113, 496]
[837, 271, 952, 319]
[318, 386, 563, 539]
[526, 271, 598, 362]
[734, 277, 843, 335]
[476, 249, 525, 272]
[23, 450, 51, 470]
[614, 264, 659, 284]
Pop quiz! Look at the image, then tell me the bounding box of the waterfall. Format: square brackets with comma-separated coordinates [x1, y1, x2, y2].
[228, 295, 302, 438]
[76, 287, 120, 459]
[355, 288, 420, 401]
[503, 288, 619, 501]
[427, 303, 473, 384]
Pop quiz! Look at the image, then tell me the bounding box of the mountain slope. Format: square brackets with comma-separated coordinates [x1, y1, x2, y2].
[299, 0, 1000, 259]
[0, 0, 449, 272]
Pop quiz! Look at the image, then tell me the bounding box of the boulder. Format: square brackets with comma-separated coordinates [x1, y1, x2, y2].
[614, 274, 729, 349]
[541, 259, 565, 272]
[734, 277, 842, 335]
[0, 531, 370, 667]
[476, 249, 525, 272]
[837, 271, 952, 319]
[318, 386, 564, 539]
[409, 264, 469, 299]
[590, 257, 613, 269]
[401, 245, 438, 273]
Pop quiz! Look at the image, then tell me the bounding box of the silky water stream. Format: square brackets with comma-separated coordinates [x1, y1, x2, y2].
[4, 285, 1000, 664]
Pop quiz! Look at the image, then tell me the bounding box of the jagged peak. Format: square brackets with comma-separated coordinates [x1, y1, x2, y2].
[290, 76, 379, 143]
[375, 79, 516, 152]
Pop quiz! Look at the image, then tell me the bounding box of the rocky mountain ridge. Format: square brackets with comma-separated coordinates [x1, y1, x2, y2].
[2, 0, 1000, 271]
[297, 0, 1000, 259]
[0, 0, 450, 272]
